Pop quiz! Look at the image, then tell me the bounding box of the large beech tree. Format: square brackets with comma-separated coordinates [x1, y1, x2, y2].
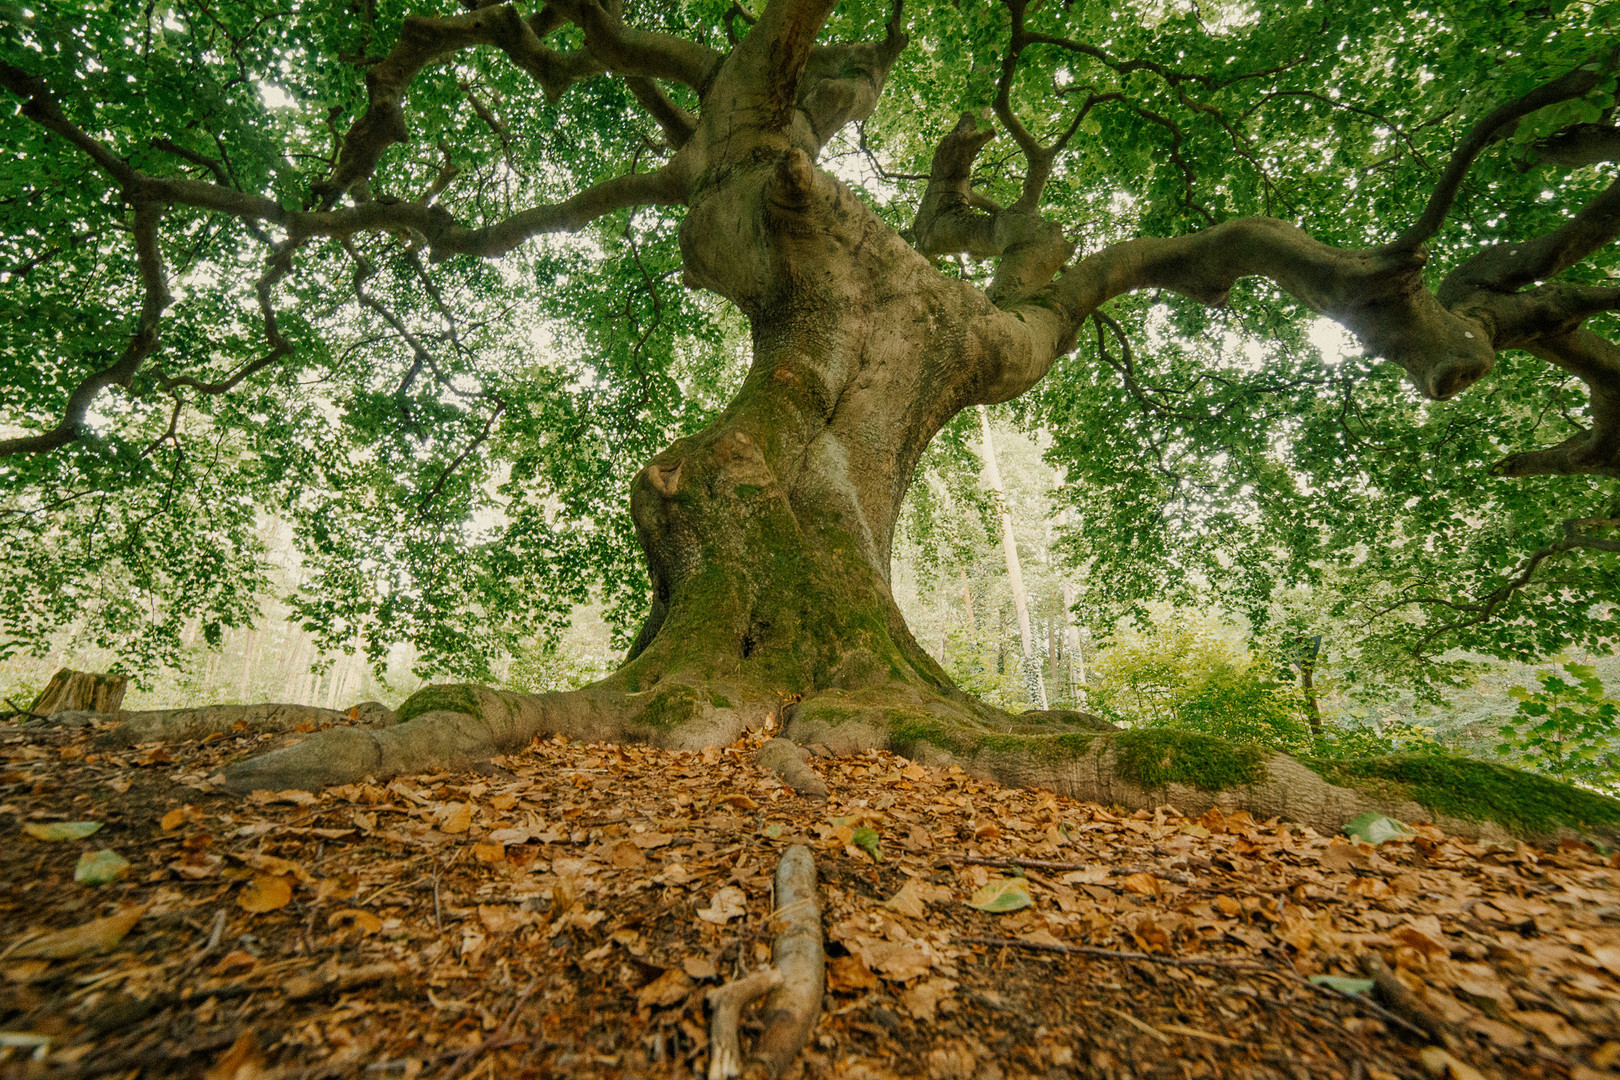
[4, 0, 1620, 834]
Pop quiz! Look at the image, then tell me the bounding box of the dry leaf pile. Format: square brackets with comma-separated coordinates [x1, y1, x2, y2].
[1, 717, 1619, 1079]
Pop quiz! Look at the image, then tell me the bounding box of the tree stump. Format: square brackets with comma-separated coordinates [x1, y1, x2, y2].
[27, 669, 128, 716]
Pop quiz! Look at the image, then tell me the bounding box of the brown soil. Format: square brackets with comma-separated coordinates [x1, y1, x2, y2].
[1, 717, 1617, 1079]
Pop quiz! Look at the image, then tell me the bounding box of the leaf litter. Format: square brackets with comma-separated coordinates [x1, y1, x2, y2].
[0, 717, 1618, 1078]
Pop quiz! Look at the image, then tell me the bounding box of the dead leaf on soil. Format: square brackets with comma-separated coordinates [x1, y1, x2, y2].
[8, 905, 145, 960]
[438, 802, 473, 834]
[828, 953, 879, 992]
[237, 874, 293, 913]
[697, 886, 747, 925]
[856, 940, 933, 982]
[899, 976, 957, 1021]
[328, 908, 383, 935]
[204, 1030, 269, 1080]
[609, 840, 647, 869]
[883, 876, 950, 918]
[636, 967, 693, 1009]
[246, 789, 318, 807]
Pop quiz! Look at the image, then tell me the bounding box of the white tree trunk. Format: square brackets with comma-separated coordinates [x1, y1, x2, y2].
[976, 407, 1048, 710]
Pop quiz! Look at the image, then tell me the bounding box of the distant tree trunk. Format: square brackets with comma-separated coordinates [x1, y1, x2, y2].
[1062, 582, 1087, 709]
[977, 406, 1048, 709]
[1302, 663, 1322, 737]
[27, 669, 127, 715]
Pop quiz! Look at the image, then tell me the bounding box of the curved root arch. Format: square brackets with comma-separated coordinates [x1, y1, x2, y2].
[193, 679, 1620, 848]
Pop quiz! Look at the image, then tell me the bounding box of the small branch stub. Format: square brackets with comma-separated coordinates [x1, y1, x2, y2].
[705, 969, 783, 1080]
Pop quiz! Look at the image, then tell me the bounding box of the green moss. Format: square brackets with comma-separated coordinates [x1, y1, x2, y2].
[889, 720, 1100, 763]
[1112, 728, 1267, 791]
[1306, 754, 1620, 837]
[890, 718, 976, 756]
[396, 684, 482, 723]
[709, 692, 733, 709]
[733, 484, 762, 499]
[640, 684, 701, 729]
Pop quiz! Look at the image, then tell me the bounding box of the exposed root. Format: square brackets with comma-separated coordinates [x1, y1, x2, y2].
[781, 687, 1620, 846]
[119, 672, 1619, 848]
[705, 969, 782, 1080]
[756, 845, 824, 1077]
[756, 738, 828, 797]
[218, 682, 765, 793]
[95, 703, 368, 748]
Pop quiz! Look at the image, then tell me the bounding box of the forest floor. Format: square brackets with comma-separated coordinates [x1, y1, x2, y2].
[1, 718, 1618, 1080]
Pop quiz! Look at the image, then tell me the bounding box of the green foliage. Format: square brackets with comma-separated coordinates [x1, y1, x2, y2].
[1308, 719, 1452, 761]
[1496, 663, 1620, 789]
[1088, 606, 1310, 752]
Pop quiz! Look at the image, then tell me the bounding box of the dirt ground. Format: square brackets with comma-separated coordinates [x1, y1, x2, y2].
[2, 716, 1619, 1079]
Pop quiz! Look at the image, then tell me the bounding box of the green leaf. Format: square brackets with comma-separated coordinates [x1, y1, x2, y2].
[23, 821, 103, 841]
[851, 826, 882, 862]
[1343, 813, 1412, 845]
[967, 877, 1033, 913]
[74, 849, 130, 885]
[1309, 975, 1375, 997]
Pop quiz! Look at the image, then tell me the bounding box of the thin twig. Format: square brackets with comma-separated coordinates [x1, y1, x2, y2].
[959, 936, 1264, 970]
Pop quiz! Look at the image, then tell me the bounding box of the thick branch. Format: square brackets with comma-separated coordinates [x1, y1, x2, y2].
[624, 76, 697, 150]
[1440, 175, 1620, 301]
[700, 0, 838, 145]
[993, 217, 1495, 403]
[1494, 329, 1620, 478]
[796, 6, 908, 149]
[908, 112, 1073, 306]
[320, 5, 603, 201]
[1529, 123, 1620, 170]
[0, 204, 170, 456]
[1386, 53, 1616, 253]
[548, 0, 720, 90]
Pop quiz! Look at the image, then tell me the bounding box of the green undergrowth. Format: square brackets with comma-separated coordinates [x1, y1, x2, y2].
[1306, 754, 1620, 837]
[396, 684, 483, 724]
[1112, 728, 1268, 791]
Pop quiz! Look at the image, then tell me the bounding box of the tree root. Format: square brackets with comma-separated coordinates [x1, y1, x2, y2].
[108, 673, 1619, 847]
[701, 845, 823, 1079]
[94, 703, 386, 749]
[705, 970, 782, 1080]
[756, 738, 828, 798]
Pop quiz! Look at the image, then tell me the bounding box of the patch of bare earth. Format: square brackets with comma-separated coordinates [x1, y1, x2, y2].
[1, 718, 1618, 1079]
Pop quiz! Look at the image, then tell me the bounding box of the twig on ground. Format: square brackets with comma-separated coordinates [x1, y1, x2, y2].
[438, 976, 539, 1080]
[956, 855, 1192, 884]
[755, 845, 825, 1076]
[959, 935, 1264, 969]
